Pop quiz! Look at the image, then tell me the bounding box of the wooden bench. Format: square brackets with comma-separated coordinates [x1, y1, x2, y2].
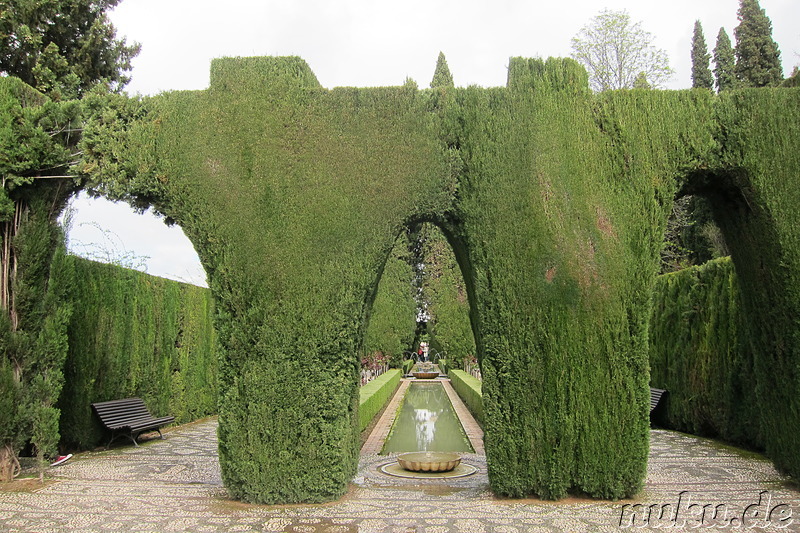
[650, 387, 667, 413]
[91, 398, 175, 449]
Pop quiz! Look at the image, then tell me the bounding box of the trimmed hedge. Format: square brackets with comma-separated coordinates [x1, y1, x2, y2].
[420, 223, 475, 363]
[649, 257, 758, 445]
[447, 59, 719, 500]
[707, 89, 800, 479]
[58, 256, 218, 449]
[358, 369, 401, 432]
[449, 369, 483, 425]
[362, 233, 417, 367]
[123, 58, 454, 504]
[76, 55, 800, 502]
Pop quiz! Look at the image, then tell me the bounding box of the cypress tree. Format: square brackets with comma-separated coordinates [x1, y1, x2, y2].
[430, 52, 454, 88]
[0, 0, 139, 100]
[714, 28, 737, 92]
[691, 21, 714, 89]
[734, 0, 783, 87]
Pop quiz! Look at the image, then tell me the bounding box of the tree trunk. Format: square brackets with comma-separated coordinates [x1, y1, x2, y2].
[0, 443, 21, 481]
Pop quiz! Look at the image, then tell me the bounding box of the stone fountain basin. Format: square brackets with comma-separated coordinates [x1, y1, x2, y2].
[397, 452, 461, 472]
[412, 371, 439, 379]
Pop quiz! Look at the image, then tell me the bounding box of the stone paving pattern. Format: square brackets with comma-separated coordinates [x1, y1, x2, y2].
[2, 398, 799, 531]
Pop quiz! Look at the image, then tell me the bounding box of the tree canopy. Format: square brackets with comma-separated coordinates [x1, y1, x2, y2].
[0, 0, 139, 481]
[430, 52, 454, 88]
[571, 9, 672, 91]
[691, 21, 714, 89]
[714, 28, 737, 92]
[0, 0, 140, 99]
[734, 0, 782, 87]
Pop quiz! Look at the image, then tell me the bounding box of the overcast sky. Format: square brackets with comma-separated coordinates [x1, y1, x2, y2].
[67, 0, 800, 287]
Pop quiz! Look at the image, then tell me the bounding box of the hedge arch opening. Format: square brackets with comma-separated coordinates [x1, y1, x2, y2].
[650, 164, 800, 476]
[64, 192, 208, 286]
[361, 221, 479, 370]
[359, 219, 480, 429]
[409, 222, 479, 371]
[57, 192, 217, 450]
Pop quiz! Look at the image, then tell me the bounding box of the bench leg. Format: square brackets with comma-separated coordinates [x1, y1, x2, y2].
[106, 432, 138, 449]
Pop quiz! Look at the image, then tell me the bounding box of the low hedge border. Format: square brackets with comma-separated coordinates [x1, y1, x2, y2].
[359, 369, 402, 431]
[449, 369, 483, 425]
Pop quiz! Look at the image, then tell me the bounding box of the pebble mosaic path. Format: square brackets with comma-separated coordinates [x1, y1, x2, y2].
[1, 387, 798, 532]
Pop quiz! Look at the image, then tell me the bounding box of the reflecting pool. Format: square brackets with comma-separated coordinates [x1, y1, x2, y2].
[381, 382, 473, 454]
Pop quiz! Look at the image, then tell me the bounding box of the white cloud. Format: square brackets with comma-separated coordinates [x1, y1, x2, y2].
[65, 193, 208, 287]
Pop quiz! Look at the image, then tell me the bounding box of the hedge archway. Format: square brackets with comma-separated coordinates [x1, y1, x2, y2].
[79, 56, 800, 504]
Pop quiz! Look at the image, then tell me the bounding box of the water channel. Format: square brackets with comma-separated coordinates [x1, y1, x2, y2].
[381, 382, 474, 454]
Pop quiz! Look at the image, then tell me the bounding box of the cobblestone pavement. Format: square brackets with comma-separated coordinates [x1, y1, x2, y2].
[1, 418, 798, 532]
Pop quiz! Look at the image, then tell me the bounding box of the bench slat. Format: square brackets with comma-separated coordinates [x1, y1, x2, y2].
[91, 397, 174, 448]
[650, 387, 667, 413]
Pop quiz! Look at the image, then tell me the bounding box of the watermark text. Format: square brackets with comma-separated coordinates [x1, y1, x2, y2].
[618, 491, 794, 529]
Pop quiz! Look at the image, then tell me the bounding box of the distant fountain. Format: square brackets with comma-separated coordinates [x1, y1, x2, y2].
[412, 362, 439, 379]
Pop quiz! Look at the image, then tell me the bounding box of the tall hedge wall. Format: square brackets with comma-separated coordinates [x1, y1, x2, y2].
[76, 55, 800, 503]
[649, 257, 759, 445]
[358, 369, 401, 432]
[58, 256, 218, 449]
[449, 369, 483, 425]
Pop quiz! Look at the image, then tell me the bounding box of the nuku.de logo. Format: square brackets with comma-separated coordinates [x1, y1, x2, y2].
[618, 490, 793, 529]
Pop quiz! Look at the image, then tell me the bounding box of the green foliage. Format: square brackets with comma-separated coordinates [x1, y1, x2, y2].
[649, 258, 758, 443]
[362, 232, 416, 367]
[0, 0, 140, 99]
[661, 195, 728, 273]
[77, 56, 455, 504]
[571, 9, 673, 91]
[782, 67, 799, 88]
[58, 256, 218, 449]
[691, 21, 714, 90]
[632, 72, 651, 90]
[0, 78, 82, 200]
[73, 54, 800, 504]
[455, 61, 718, 500]
[418, 224, 474, 362]
[0, 354, 18, 442]
[449, 369, 483, 425]
[0, 77, 81, 480]
[734, 0, 783, 88]
[714, 28, 737, 92]
[0, 198, 73, 480]
[74, 88, 163, 213]
[0, 73, 218, 462]
[708, 87, 800, 478]
[430, 52, 454, 89]
[358, 369, 401, 431]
